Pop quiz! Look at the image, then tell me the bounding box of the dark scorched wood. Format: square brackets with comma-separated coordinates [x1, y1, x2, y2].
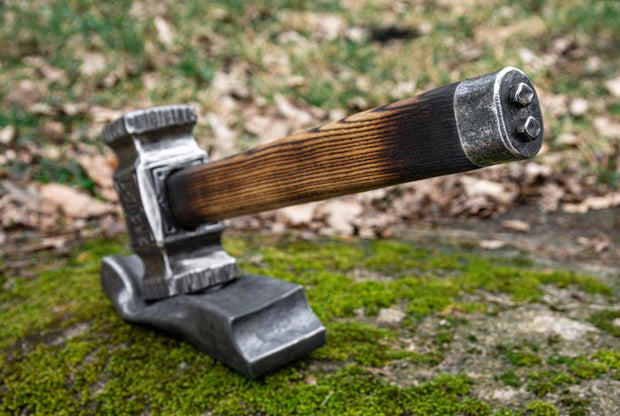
[167, 82, 477, 225]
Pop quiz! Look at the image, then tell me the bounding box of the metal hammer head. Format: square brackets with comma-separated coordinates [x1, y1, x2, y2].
[101, 105, 325, 377]
[101, 105, 237, 300]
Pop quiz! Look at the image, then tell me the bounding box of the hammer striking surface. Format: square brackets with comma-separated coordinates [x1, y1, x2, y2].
[168, 66, 543, 227]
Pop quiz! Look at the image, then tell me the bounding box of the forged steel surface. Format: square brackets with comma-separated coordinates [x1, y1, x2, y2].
[102, 105, 237, 300]
[453, 66, 543, 167]
[101, 255, 325, 378]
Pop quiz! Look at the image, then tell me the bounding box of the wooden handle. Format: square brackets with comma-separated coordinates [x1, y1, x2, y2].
[167, 68, 543, 226]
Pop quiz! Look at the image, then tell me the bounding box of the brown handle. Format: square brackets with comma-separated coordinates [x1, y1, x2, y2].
[168, 67, 543, 226]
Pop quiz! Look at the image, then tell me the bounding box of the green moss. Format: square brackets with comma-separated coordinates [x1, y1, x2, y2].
[500, 346, 543, 367]
[559, 397, 591, 416]
[568, 357, 609, 380]
[525, 370, 575, 397]
[312, 321, 398, 366]
[526, 401, 559, 416]
[1, 235, 616, 415]
[515, 350, 620, 398]
[498, 370, 522, 387]
[593, 349, 620, 375]
[492, 410, 521, 416]
[589, 310, 620, 338]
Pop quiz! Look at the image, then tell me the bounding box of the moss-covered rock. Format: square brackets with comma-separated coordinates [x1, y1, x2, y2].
[1, 235, 619, 415]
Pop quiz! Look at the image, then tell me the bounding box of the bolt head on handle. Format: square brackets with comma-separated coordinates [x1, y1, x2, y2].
[454, 66, 543, 167]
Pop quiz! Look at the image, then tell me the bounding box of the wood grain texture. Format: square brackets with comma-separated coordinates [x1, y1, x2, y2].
[168, 82, 478, 226]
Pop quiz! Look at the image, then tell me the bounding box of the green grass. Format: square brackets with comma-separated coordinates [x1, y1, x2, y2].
[1, 0, 618, 188]
[33, 157, 95, 193]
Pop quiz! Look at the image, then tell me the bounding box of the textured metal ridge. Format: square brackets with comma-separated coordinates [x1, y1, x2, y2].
[101, 103, 239, 300]
[141, 257, 238, 299]
[101, 105, 197, 146]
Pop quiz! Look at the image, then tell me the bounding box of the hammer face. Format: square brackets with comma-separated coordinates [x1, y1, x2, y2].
[101, 255, 326, 377]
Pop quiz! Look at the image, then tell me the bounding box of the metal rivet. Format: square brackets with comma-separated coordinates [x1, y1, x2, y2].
[510, 82, 534, 107]
[516, 116, 541, 141]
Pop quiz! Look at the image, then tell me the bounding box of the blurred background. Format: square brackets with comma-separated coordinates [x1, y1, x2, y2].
[1, 2, 620, 414]
[0, 0, 618, 258]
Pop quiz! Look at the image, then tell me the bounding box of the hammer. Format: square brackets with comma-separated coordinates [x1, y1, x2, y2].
[101, 67, 543, 377]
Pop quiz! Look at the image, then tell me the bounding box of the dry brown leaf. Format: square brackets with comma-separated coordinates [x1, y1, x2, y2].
[154, 16, 174, 46]
[345, 26, 367, 43]
[398, 178, 460, 215]
[557, 132, 580, 147]
[356, 188, 388, 204]
[80, 52, 107, 76]
[62, 102, 88, 116]
[2, 180, 39, 209]
[39, 183, 115, 219]
[549, 37, 574, 55]
[312, 13, 345, 41]
[537, 90, 567, 119]
[562, 193, 620, 214]
[0, 181, 41, 229]
[275, 203, 318, 227]
[577, 235, 611, 253]
[593, 116, 620, 138]
[141, 72, 159, 90]
[244, 114, 290, 144]
[539, 182, 564, 213]
[99, 73, 118, 88]
[244, 114, 278, 135]
[128, 1, 149, 19]
[317, 198, 363, 235]
[328, 108, 346, 121]
[274, 94, 315, 127]
[77, 154, 114, 189]
[501, 219, 530, 232]
[524, 162, 553, 182]
[211, 70, 249, 98]
[89, 106, 123, 123]
[354, 212, 391, 236]
[569, 98, 588, 117]
[283, 12, 346, 41]
[276, 30, 307, 45]
[6, 80, 46, 108]
[99, 188, 118, 202]
[261, 48, 292, 76]
[41, 121, 66, 141]
[460, 176, 517, 205]
[285, 75, 305, 87]
[206, 113, 237, 157]
[480, 240, 507, 250]
[0, 126, 16, 145]
[605, 76, 620, 98]
[29, 103, 55, 115]
[23, 56, 68, 84]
